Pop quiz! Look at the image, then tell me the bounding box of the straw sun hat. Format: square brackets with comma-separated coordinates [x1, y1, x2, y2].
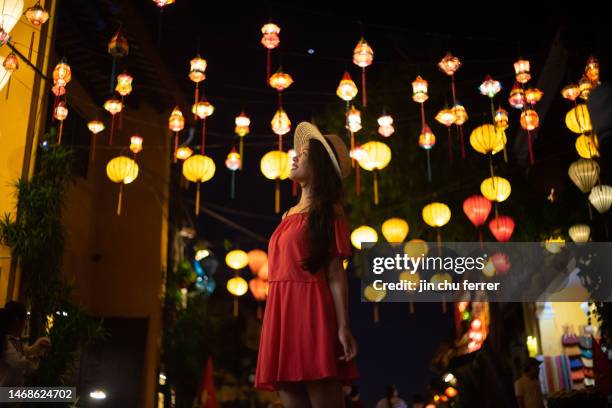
[293, 122, 351, 179]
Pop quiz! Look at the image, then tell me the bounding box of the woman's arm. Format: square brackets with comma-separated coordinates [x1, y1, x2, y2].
[327, 257, 357, 361]
[4, 339, 39, 373]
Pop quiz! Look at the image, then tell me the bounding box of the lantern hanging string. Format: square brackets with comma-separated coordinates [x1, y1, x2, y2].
[373, 304, 379, 323]
[116, 184, 123, 216]
[57, 120, 64, 145]
[109, 115, 115, 145]
[355, 164, 360, 197]
[195, 182, 201, 216]
[274, 178, 280, 214]
[426, 149, 432, 183]
[362, 67, 367, 107]
[230, 171, 236, 200]
[373, 170, 379, 205]
[447, 126, 453, 164]
[173, 132, 179, 163]
[201, 119, 206, 155]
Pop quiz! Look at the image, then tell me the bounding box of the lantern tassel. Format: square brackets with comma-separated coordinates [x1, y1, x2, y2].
[109, 115, 115, 145]
[420, 103, 425, 129]
[292, 179, 297, 197]
[362, 67, 367, 107]
[194, 84, 199, 119]
[91, 134, 97, 164]
[195, 182, 201, 216]
[488, 154, 495, 179]
[266, 49, 271, 82]
[447, 127, 453, 164]
[173, 132, 178, 164]
[409, 302, 415, 314]
[527, 130, 534, 164]
[274, 179, 280, 214]
[373, 170, 379, 205]
[257, 304, 263, 320]
[278, 134, 282, 152]
[201, 119, 206, 155]
[373, 304, 379, 323]
[119, 96, 124, 130]
[356, 164, 361, 197]
[57, 120, 64, 145]
[117, 184, 123, 216]
[233, 297, 239, 317]
[451, 75, 457, 104]
[426, 149, 432, 183]
[239, 138, 244, 170]
[459, 125, 466, 159]
[350, 132, 355, 167]
[230, 171, 235, 200]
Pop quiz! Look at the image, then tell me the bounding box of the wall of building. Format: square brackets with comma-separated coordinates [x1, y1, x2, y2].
[537, 302, 589, 356]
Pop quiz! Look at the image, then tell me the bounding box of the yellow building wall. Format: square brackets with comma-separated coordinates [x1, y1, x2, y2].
[0, 0, 56, 305]
[538, 302, 589, 356]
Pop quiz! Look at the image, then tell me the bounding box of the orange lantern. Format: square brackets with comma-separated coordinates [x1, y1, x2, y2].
[168, 106, 185, 161]
[494, 107, 509, 130]
[562, 84, 581, 102]
[520, 109, 539, 131]
[585, 55, 599, 84]
[525, 88, 543, 105]
[353, 37, 373, 106]
[225, 147, 241, 199]
[103, 97, 122, 145]
[435, 108, 457, 162]
[249, 277, 268, 318]
[247, 249, 268, 274]
[175, 146, 193, 161]
[514, 59, 531, 83]
[412, 75, 429, 103]
[269, 67, 293, 92]
[257, 261, 269, 281]
[579, 75, 593, 100]
[53, 101, 68, 144]
[271, 108, 291, 151]
[235, 111, 250, 168]
[52, 59, 71, 99]
[419, 124, 436, 182]
[336, 71, 358, 102]
[87, 120, 105, 162]
[2, 52, 18, 72]
[25, 1, 49, 26]
[489, 215, 515, 242]
[438, 52, 461, 76]
[261, 22, 280, 80]
[130, 135, 143, 156]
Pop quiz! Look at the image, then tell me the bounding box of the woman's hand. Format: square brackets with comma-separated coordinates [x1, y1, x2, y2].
[32, 337, 51, 356]
[338, 327, 358, 361]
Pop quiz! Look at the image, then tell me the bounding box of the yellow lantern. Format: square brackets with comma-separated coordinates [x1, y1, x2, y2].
[585, 55, 599, 84]
[175, 146, 193, 161]
[525, 88, 543, 105]
[544, 237, 565, 254]
[494, 107, 509, 130]
[347, 105, 362, 133]
[53, 59, 72, 88]
[377, 114, 394, 137]
[565, 105, 592, 134]
[25, 1, 49, 26]
[106, 156, 139, 215]
[353, 37, 373, 106]
[189, 54, 207, 83]
[183, 154, 216, 215]
[227, 276, 248, 317]
[336, 71, 358, 101]
[168, 106, 185, 132]
[235, 111, 250, 167]
[435, 108, 456, 127]
[399, 271, 420, 290]
[271, 108, 291, 137]
[359, 141, 391, 205]
[418, 125, 436, 150]
[260, 150, 290, 213]
[412, 76, 428, 103]
[192, 99, 215, 120]
[382, 218, 409, 244]
[579, 75, 593, 100]
[469, 124, 505, 156]
[569, 224, 590, 243]
[226, 249, 249, 270]
[453, 103, 468, 125]
[568, 158, 600, 194]
[350, 226, 378, 250]
[422, 202, 451, 228]
[589, 185, 612, 214]
[480, 176, 511, 202]
[115, 72, 133, 96]
[514, 59, 531, 83]
[562, 84, 581, 101]
[575, 134, 599, 159]
[404, 239, 429, 258]
[104, 97, 122, 115]
[520, 109, 539, 131]
[130, 135, 143, 155]
[363, 284, 386, 322]
[153, 0, 175, 7]
[269, 67, 294, 91]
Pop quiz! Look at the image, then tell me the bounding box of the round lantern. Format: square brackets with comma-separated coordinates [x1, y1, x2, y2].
[422, 202, 451, 228]
[257, 261, 269, 280]
[271, 108, 291, 137]
[382, 218, 409, 244]
[0, 0, 23, 34]
[25, 1, 49, 26]
[589, 185, 612, 214]
[569, 224, 590, 243]
[520, 109, 539, 131]
[175, 147, 193, 161]
[52, 59, 72, 88]
[445, 387, 458, 399]
[480, 176, 511, 203]
[363, 284, 386, 322]
[377, 114, 395, 137]
[192, 99, 215, 120]
[183, 154, 216, 215]
[469, 124, 506, 156]
[249, 277, 268, 318]
[525, 88, 544, 105]
[508, 83, 526, 109]
[491, 252, 511, 274]
[269, 67, 293, 91]
[261, 150, 290, 213]
[2, 52, 18, 72]
[106, 156, 139, 215]
[575, 135, 599, 159]
[247, 249, 268, 274]
[115, 72, 133, 96]
[478, 75, 501, 98]
[463, 195, 492, 228]
[544, 237, 565, 254]
[353, 37, 373, 106]
[347, 106, 362, 133]
[565, 105, 592, 134]
[359, 141, 391, 205]
[419, 125, 436, 150]
[226, 249, 249, 270]
[412, 76, 429, 103]
[568, 159, 600, 193]
[336, 71, 358, 101]
[562, 84, 581, 101]
[404, 239, 429, 258]
[227, 276, 248, 317]
[494, 107, 509, 130]
[514, 59, 531, 83]
[350, 226, 378, 250]
[489, 215, 515, 242]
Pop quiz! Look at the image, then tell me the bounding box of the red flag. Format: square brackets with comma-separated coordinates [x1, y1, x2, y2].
[197, 356, 219, 408]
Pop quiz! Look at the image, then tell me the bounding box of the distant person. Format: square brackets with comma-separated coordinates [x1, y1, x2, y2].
[0, 301, 51, 386]
[514, 358, 545, 408]
[376, 385, 408, 408]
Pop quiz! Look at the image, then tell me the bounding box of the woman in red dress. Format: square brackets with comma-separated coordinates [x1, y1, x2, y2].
[255, 122, 359, 407]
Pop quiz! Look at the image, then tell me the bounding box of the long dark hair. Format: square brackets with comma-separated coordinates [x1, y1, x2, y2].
[301, 138, 343, 274]
[0, 301, 27, 354]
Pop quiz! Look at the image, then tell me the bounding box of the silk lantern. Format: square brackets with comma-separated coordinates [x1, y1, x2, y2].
[247, 249, 268, 275]
[585, 55, 599, 84]
[589, 185, 612, 214]
[353, 37, 373, 106]
[525, 88, 543, 105]
[225, 147, 241, 199]
[358, 141, 391, 205]
[419, 124, 436, 182]
[130, 135, 143, 157]
[107, 28, 128, 93]
[575, 135, 599, 159]
[463, 195, 492, 243]
[422, 202, 451, 244]
[0, 0, 23, 35]
[382, 218, 409, 244]
[53, 101, 68, 144]
[183, 154, 216, 215]
[520, 109, 538, 165]
[106, 156, 139, 215]
[480, 176, 511, 203]
[579, 75, 593, 100]
[453, 103, 468, 158]
[377, 114, 395, 137]
[271, 108, 291, 151]
[514, 59, 531, 83]
[227, 276, 248, 317]
[565, 105, 592, 134]
[435, 108, 457, 163]
[489, 215, 515, 242]
[438, 52, 465, 159]
[168, 106, 185, 162]
[103, 97, 122, 145]
[87, 120, 105, 162]
[568, 158, 600, 194]
[261, 22, 280, 81]
[469, 124, 506, 178]
[562, 84, 581, 102]
[192, 98, 214, 157]
[175, 146, 193, 161]
[508, 83, 526, 110]
[260, 150, 290, 213]
[336, 71, 358, 102]
[226, 249, 249, 270]
[115, 71, 132, 128]
[235, 111, 250, 168]
[494, 107, 509, 130]
[351, 225, 378, 250]
[569, 224, 590, 243]
[189, 54, 207, 107]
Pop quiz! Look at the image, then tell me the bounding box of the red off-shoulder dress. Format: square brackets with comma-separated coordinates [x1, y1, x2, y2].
[254, 212, 359, 391]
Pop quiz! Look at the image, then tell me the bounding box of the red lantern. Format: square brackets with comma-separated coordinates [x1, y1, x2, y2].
[463, 195, 492, 228]
[491, 252, 511, 274]
[489, 215, 515, 242]
[508, 83, 525, 109]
